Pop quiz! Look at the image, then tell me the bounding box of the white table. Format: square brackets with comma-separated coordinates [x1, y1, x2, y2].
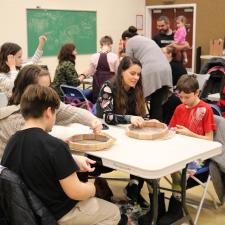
[50, 123, 222, 224]
[201, 55, 225, 60]
[208, 93, 220, 102]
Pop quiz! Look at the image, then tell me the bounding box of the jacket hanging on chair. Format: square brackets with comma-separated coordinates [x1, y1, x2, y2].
[92, 53, 115, 103]
[0, 165, 58, 225]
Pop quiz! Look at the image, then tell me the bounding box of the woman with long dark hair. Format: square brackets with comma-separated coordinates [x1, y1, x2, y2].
[96, 56, 149, 208]
[96, 56, 145, 125]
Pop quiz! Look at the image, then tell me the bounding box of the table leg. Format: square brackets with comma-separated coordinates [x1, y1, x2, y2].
[181, 165, 194, 225]
[146, 179, 159, 225]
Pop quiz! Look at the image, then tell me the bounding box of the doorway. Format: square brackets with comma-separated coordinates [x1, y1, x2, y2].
[145, 4, 196, 72]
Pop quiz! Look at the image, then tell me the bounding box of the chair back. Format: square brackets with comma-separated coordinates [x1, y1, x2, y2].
[60, 84, 86, 101]
[0, 165, 58, 225]
[208, 103, 222, 116]
[60, 84, 93, 112]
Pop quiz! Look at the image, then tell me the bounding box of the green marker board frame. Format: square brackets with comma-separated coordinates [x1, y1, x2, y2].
[27, 9, 97, 57]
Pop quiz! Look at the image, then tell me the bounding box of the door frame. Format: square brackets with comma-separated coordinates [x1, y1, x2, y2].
[145, 3, 197, 72]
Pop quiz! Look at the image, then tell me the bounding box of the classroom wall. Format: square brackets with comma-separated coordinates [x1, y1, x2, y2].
[146, 0, 225, 56]
[0, 0, 145, 79]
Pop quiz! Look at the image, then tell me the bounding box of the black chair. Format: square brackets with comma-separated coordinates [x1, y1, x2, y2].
[0, 165, 58, 225]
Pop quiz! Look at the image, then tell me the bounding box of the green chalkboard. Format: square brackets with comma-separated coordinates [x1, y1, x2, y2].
[27, 9, 97, 57]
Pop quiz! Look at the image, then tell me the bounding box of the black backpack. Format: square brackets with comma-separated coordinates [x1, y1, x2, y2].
[200, 70, 225, 99]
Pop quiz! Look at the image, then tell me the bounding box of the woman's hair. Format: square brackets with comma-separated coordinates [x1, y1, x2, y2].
[21, 84, 60, 120]
[121, 26, 138, 40]
[100, 36, 113, 46]
[176, 15, 187, 24]
[58, 43, 76, 63]
[8, 64, 50, 105]
[111, 56, 145, 117]
[0, 42, 22, 73]
[176, 74, 199, 93]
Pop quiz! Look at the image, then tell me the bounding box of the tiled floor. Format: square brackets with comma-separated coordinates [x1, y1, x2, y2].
[103, 171, 225, 225]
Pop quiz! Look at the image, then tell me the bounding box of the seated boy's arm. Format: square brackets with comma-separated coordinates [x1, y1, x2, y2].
[60, 172, 96, 200]
[175, 125, 213, 140]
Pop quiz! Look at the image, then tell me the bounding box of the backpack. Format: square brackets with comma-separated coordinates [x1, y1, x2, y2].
[200, 67, 225, 99]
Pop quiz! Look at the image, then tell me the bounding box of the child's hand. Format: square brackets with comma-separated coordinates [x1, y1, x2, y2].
[90, 119, 103, 133]
[6, 55, 16, 71]
[73, 155, 96, 172]
[175, 125, 192, 136]
[38, 35, 47, 49]
[131, 116, 144, 128]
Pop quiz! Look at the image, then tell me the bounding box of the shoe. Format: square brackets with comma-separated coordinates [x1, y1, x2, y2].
[157, 195, 183, 225]
[125, 183, 139, 202]
[138, 193, 166, 225]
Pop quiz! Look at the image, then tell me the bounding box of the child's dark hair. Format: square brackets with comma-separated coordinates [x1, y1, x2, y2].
[100, 36, 113, 46]
[176, 74, 199, 93]
[58, 43, 76, 63]
[20, 84, 60, 120]
[121, 26, 138, 40]
[0, 42, 22, 73]
[8, 64, 50, 105]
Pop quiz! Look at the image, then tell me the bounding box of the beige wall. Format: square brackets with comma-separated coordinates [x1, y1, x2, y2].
[146, 0, 225, 57]
[0, 0, 145, 79]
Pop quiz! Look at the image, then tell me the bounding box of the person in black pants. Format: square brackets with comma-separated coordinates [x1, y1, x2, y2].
[161, 46, 187, 124]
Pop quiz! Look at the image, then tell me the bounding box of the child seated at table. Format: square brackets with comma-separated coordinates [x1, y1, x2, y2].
[1, 84, 120, 225]
[157, 74, 216, 225]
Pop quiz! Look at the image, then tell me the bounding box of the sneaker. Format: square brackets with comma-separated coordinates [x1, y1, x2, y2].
[125, 183, 139, 203]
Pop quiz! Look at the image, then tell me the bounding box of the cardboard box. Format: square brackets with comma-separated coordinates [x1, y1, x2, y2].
[209, 39, 224, 56]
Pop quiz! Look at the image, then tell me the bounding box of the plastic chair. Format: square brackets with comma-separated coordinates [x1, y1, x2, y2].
[208, 103, 222, 116]
[164, 161, 218, 225]
[60, 84, 86, 101]
[186, 161, 218, 225]
[60, 84, 93, 112]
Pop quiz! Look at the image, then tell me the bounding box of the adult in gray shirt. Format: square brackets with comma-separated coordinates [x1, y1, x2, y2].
[120, 26, 172, 121]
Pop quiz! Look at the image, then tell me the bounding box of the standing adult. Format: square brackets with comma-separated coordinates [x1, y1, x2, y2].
[120, 26, 172, 121]
[161, 46, 187, 125]
[153, 16, 174, 48]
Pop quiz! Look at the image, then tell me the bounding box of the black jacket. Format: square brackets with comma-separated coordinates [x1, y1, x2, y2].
[200, 57, 225, 74]
[0, 165, 58, 225]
